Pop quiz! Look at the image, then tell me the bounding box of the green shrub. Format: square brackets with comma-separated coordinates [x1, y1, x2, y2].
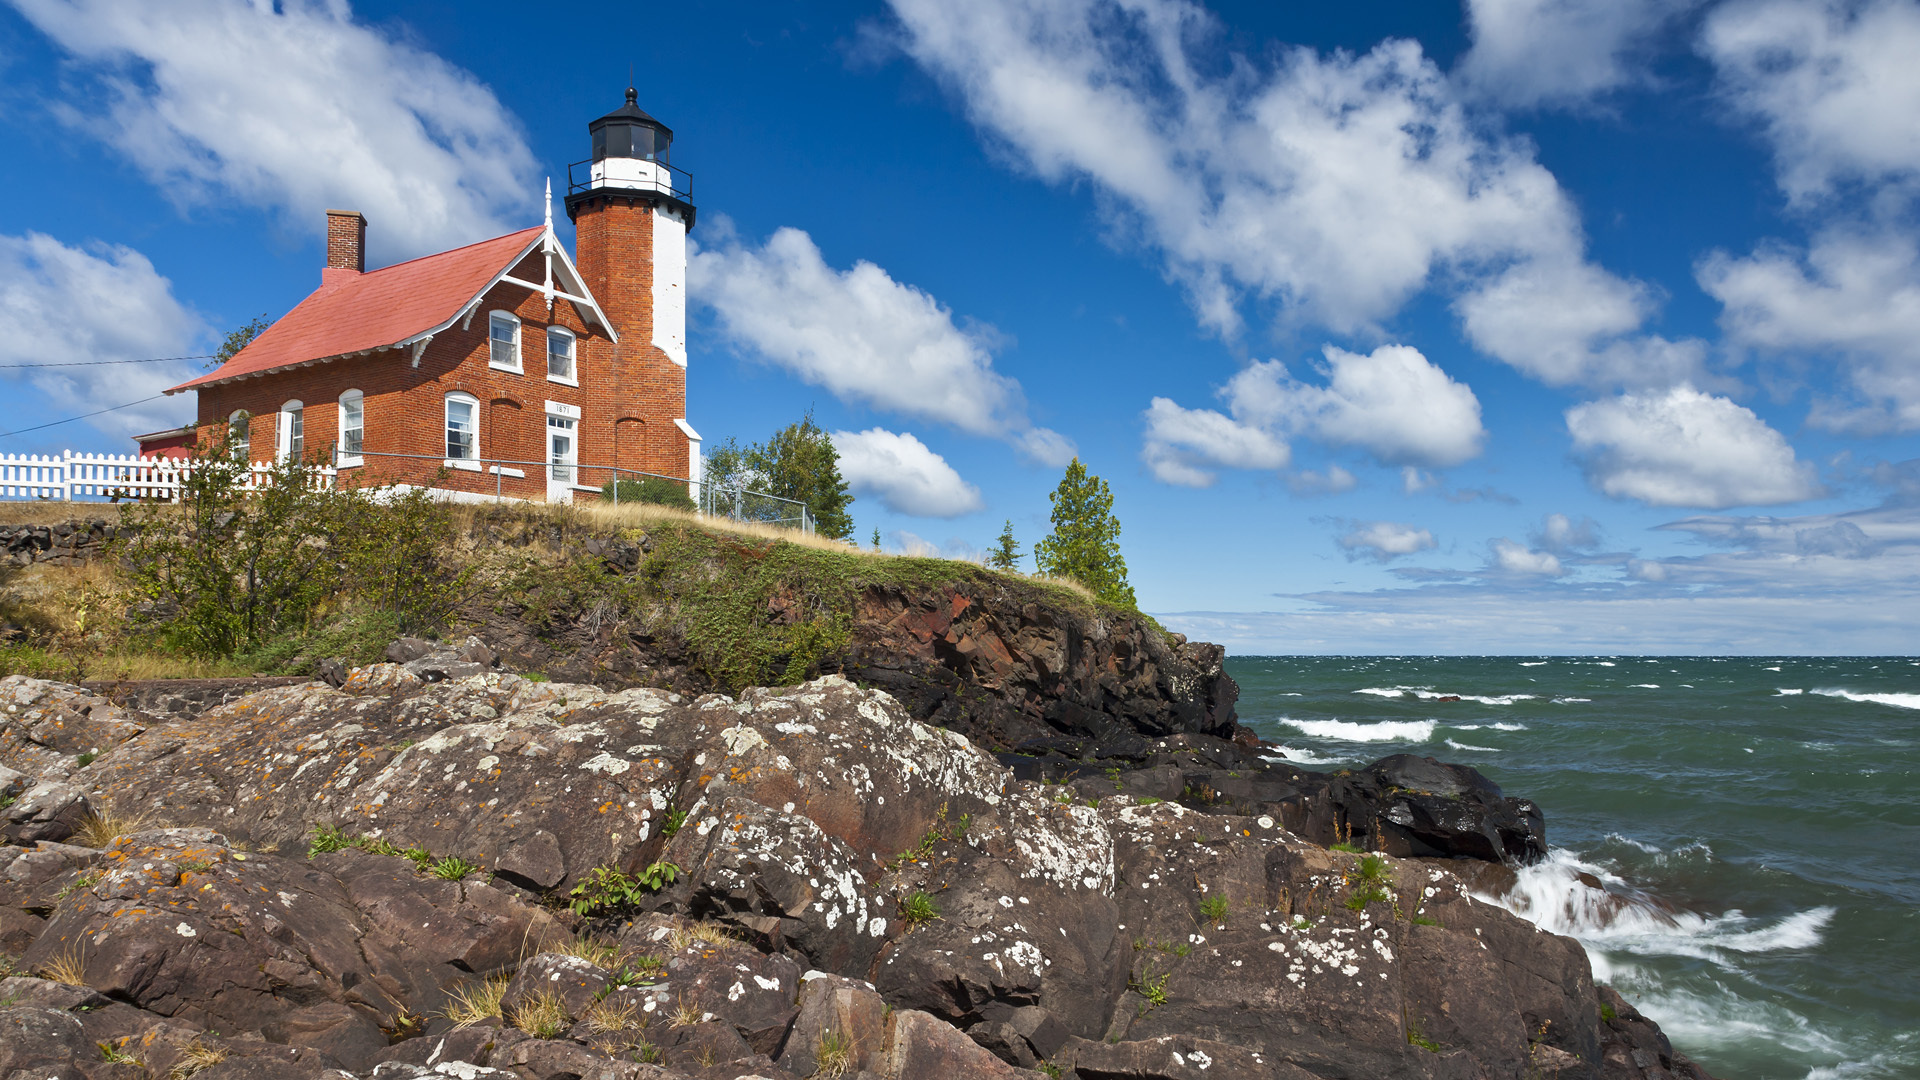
[899, 890, 941, 928]
[1198, 893, 1229, 926]
[600, 477, 695, 511]
[569, 861, 681, 917]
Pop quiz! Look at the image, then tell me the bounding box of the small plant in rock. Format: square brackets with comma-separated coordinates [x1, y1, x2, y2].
[1406, 1014, 1442, 1052]
[1130, 965, 1171, 1008]
[1198, 893, 1229, 927]
[429, 856, 480, 881]
[75, 750, 98, 767]
[899, 890, 941, 928]
[167, 1040, 227, 1079]
[96, 1040, 141, 1066]
[54, 872, 100, 902]
[441, 975, 510, 1027]
[510, 989, 572, 1039]
[1037, 1062, 1064, 1079]
[1136, 796, 1162, 806]
[669, 996, 706, 1027]
[660, 806, 688, 838]
[625, 954, 666, 977]
[568, 861, 681, 917]
[583, 997, 638, 1035]
[1413, 914, 1442, 927]
[815, 1027, 856, 1078]
[1329, 842, 1364, 854]
[1599, 1003, 1617, 1023]
[634, 1041, 665, 1064]
[550, 935, 622, 969]
[307, 822, 352, 857]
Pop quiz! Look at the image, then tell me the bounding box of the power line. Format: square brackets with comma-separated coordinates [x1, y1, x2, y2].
[0, 354, 214, 370]
[0, 393, 171, 440]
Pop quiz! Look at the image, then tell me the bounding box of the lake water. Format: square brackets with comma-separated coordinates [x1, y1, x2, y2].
[1227, 655, 1920, 1080]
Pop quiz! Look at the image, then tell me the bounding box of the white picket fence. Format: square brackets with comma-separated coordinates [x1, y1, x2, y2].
[0, 451, 337, 502]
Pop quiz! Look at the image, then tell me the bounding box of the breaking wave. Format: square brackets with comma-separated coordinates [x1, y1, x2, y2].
[1352, 686, 1537, 705]
[1444, 738, 1497, 752]
[1278, 718, 1437, 743]
[1813, 688, 1920, 711]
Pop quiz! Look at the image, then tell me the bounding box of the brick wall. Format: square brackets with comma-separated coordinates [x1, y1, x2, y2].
[195, 235, 691, 502]
[326, 211, 366, 273]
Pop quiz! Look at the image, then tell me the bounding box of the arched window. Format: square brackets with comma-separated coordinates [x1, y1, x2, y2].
[489, 311, 521, 372]
[546, 326, 576, 384]
[277, 400, 304, 460]
[228, 410, 251, 460]
[445, 392, 479, 466]
[338, 390, 364, 465]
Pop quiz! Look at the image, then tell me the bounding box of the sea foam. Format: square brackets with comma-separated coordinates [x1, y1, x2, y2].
[1279, 718, 1437, 743]
[1353, 686, 1537, 705]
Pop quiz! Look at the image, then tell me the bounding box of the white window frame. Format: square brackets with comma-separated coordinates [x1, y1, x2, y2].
[488, 310, 522, 373]
[444, 392, 480, 470]
[546, 326, 577, 386]
[228, 410, 251, 461]
[337, 389, 364, 467]
[277, 400, 304, 461]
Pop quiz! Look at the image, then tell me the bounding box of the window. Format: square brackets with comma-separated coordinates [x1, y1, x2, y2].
[489, 311, 521, 372]
[338, 390, 364, 464]
[546, 327, 576, 383]
[445, 393, 478, 465]
[278, 400, 304, 460]
[228, 410, 251, 460]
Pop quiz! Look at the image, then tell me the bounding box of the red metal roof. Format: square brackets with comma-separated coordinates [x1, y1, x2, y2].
[169, 226, 544, 393]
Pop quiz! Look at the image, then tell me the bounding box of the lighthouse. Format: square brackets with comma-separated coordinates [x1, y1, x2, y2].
[566, 87, 699, 486]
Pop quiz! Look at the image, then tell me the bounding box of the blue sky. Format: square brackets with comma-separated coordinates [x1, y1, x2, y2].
[3, 0, 1919, 654]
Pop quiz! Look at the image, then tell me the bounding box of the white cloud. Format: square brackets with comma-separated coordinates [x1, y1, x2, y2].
[1338, 521, 1437, 562]
[831, 427, 984, 518]
[12, 0, 537, 262]
[887, 0, 1676, 383]
[888, 529, 986, 562]
[1458, 0, 1700, 109]
[1699, 228, 1920, 433]
[1140, 344, 1484, 486]
[1702, 0, 1920, 202]
[1534, 512, 1602, 554]
[690, 226, 1072, 464]
[0, 231, 205, 439]
[1289, 464, 1357, 495]
[1491, 538, 1567, 575]
[1455, 258, 1708, 387]
[1565, 385, 1822, 508]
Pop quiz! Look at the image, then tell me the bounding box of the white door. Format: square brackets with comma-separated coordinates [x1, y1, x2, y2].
[546, 414, 576, 503]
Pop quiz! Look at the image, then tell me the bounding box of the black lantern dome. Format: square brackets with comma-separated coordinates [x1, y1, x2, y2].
[589, 87, 673, 166]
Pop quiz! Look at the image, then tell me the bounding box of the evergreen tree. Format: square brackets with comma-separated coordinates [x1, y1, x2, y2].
[987, 519, 1023, 572]
[1034, 458, 1135, 607]
[870, 527, 882, 551]
[209, 314, 271, 370]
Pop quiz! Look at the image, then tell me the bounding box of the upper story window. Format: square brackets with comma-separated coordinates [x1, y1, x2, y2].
[547, 327, 576, 384]
[278, 400, 304, 460]
[445, 392, 478, 465]
[338, 390, 364, 463]
[228, 410, 251, 460]
[489, 311, 521, 372]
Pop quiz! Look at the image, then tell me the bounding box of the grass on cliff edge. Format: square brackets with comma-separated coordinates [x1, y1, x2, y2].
[480, 500, 1150, 693]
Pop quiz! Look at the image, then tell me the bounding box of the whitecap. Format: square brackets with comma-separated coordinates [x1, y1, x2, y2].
[1454, 722, 1528, 732]
[1631, 683, 1661, 689]
[1279, 718, 1437, 743]
[1519, 661, 1549, 667]
[1594, 661, 1617, 666]
[1813, 688, 1920, 710]
[1552, 697, 1591, 704]
[1765, 665, 1782, 672]
[1354, 687, 1407, 698]
[1408, 688, 1538, 705]
[1776, 688, 1804, 696]
[1444, 739, 1497, 752]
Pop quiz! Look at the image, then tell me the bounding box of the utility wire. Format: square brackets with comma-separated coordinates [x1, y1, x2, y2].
[0, 354, 214, 369]
[0, 393, 172, 440]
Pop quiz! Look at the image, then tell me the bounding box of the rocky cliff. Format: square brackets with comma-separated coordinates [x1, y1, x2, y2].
[0, 666, 1714, 1080]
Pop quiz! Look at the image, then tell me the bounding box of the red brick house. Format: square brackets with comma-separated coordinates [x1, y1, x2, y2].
[157, 90, 699, 503]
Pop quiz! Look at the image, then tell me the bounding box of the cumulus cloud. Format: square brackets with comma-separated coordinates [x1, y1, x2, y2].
[1702, 0, 1920, 202]
[0, 231, 205, 439]
[1490, 538, 1567, 575]
[1458, 0, 1701, 109]
[886, 0, 1675, 379]
[11, 0, 538, 263]
[1699, 228, 1920, 433]
[1455, 258, 1708, 388]
[1140, 344, 1484, 486]
[1565, 385, 1822, 508]
[1337, 521, 1437, 563]
[1289, 464, 1357, 495]
[831, 427, 984, 518]
[1533, 513, 1602, 554]
[690, 226, 1072, 464]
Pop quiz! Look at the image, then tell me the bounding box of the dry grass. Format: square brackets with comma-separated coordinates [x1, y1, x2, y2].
[167, 1040, 226, 1080]
[815, 1028, 856, 1078]
[38, 945, 88, 986]
[573, 501, 865, 555]
[667, 921, 736, 953]
[582, 996, 639, 1035]
[441, 974, 511, 1027]
[75, 807, 153, 849]
[669, 994, 709, 1028]
[80, 652, 257, 681]
[0, 502, 144, 526]
[509, 989, 572, 1039]
[545, 934, 622, 969]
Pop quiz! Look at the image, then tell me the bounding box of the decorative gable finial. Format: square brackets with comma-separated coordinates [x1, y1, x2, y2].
[545, 177, 553, 231]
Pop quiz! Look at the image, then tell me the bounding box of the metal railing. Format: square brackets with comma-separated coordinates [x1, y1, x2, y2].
[566, 157, 695, 204]
[0, 448, 813, 536]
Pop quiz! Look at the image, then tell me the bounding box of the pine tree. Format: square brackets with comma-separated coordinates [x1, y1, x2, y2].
[1034, 458, 1136, 607]
[703, 412, 856, 540]
[870, 527, 882, 551]
[986, 519, 1023, 572]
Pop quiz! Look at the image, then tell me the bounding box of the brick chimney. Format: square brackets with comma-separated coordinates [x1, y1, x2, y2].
[325, 210, 366, 276]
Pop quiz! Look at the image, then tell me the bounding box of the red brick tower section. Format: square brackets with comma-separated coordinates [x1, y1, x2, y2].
[566, 88, 697, 487]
